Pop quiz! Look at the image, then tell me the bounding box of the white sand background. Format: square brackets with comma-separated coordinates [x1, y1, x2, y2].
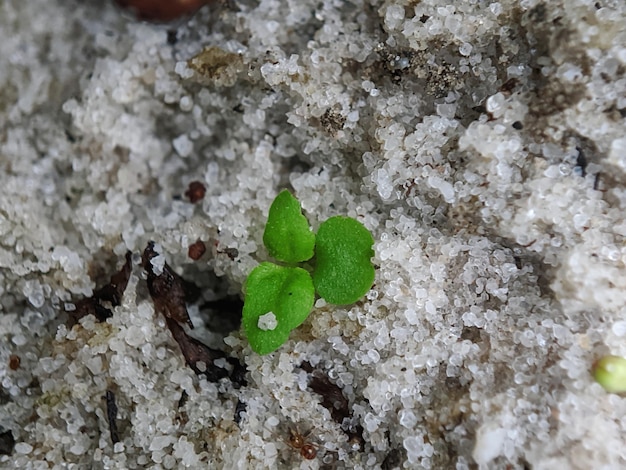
[1, 0, 626, 468]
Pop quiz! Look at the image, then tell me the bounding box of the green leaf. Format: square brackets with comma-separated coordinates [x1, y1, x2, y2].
[242, 262, 315, 354]
[263, 190, 315, 263]
[313, 216, 375, 305]
[593, 355, 626, 393]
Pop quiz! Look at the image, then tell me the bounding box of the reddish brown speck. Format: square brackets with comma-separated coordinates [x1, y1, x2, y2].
[185, 181, 206, 203]
[188, 240, 206, 260]
[8, 355, 20, 371]
[114, 0, 211, 22]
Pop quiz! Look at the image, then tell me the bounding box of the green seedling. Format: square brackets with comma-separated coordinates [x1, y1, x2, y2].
[242, 190, 375, 354]
[263, 190, 315, 263]
[313, 216, 375, 305]
[593, 355, 626, 393]
[242, 263, 314, 355]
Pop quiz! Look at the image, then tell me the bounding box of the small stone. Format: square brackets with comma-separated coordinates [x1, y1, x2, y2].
[473, 424, 506, 465]
[173, 134, 193, 158]
[257, 312, 278, 331]
[14, 442, 33, 455]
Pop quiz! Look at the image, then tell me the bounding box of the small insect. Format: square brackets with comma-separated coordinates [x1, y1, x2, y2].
[286, 427, 318, 460]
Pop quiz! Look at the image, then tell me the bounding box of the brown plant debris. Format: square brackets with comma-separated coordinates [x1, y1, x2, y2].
[301, 362, 364, 450]
[142, 242, 194, 329]
[178, 390, 189, 409]
[164, 316, 230, 381]
[68, 251, 132, 326]
[308, 369, 350, 425]
[104, 390, 120, 445]
[142, 242, 246, 385]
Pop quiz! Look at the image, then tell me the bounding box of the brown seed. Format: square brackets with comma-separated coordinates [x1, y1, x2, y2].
[185, 181, 206, 203]
[188, 240, 206, 260]
[114, 0, 211, 22]
[8, 355, 20, 371]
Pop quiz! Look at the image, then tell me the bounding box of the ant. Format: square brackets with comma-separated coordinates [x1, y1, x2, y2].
[286, 427, 318, 460]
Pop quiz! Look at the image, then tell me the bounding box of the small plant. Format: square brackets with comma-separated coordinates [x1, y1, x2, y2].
[242, 190, 375, 354]
[593, 355, 626, 393]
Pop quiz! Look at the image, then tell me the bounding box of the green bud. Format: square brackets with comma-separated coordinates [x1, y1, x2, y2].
[593, 355, 626, 393]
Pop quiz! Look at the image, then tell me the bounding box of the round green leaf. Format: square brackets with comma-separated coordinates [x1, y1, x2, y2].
[313, 216, 375, 305]
[242, 262, 315, 354]
[263, 190, 315, 263]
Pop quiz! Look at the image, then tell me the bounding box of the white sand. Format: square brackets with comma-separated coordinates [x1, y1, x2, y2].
[1, 0, 626, 468]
